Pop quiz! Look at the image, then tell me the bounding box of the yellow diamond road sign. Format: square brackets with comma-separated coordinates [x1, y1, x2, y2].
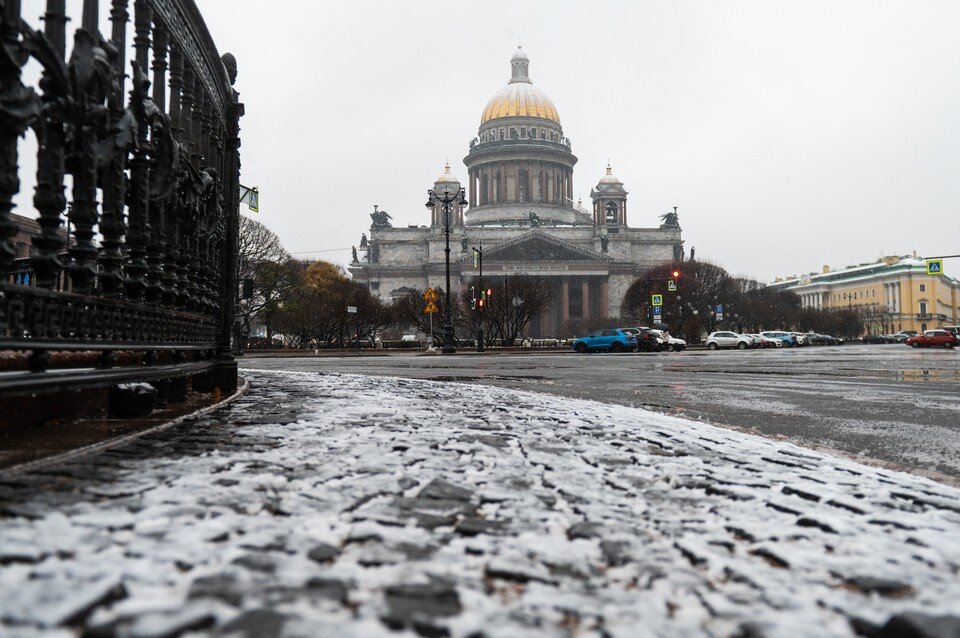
[926, 259, 943, 276]
[423, 287, 438, 301]
[424, 300, 439, 314]
[651, 294, 663, 307]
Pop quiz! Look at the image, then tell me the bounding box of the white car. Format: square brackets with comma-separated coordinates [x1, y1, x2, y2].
[789, 332, 807, 346]
[706, 331, 755, 350]
[650, 329, 686, 351]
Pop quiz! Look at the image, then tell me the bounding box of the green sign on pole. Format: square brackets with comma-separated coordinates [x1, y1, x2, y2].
[651, 294, 663, 307]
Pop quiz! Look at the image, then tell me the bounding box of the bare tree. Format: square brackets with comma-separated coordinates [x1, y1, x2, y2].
[485, 276, 554, 345]
[238, 216, 294, 340]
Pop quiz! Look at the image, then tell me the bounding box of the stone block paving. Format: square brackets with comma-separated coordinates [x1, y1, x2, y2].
[1, 370, 960, 637]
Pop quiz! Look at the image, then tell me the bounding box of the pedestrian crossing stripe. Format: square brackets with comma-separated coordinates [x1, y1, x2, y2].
[926, 259, 943, 276]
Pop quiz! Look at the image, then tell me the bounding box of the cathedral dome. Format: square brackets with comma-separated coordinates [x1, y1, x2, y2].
[435, 162, 459, 184]
[598, 163, 622, 184]
[480, 47, 560, 125]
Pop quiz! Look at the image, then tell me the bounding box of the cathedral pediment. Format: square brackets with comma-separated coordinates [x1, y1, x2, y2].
[467, 232, 612, 264]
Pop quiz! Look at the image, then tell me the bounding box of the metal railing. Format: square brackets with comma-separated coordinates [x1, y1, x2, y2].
[0, 0, 242, 397]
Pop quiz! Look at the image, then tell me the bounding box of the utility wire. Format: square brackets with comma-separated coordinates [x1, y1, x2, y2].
[290, 247, 352, 255]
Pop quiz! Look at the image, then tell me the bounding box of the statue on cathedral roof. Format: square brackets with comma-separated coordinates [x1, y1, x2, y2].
[660, 206, 680, 229]
[360, 233, 368, 247]
[528, 211, 541, 227]
[370, 205, 393, 229]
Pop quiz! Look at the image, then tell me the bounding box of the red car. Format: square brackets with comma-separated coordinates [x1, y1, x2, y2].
[906, 330, 958, 348]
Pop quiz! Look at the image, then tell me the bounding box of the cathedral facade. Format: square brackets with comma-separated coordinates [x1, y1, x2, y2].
[348, 48, 683, 337]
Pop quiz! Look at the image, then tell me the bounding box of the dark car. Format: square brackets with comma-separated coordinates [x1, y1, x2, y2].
[862, 334, 893, 344]
[906, 330, 958, 349]
[803, 333, 832, 346]
[572, 329, 638, 353]
[620, 327, 662, 352]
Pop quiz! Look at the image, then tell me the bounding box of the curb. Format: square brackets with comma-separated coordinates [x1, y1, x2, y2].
[0, 377, 250, 477]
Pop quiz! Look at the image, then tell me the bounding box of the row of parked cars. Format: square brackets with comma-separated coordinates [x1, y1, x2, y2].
[863, 327, 959, 346]
[571, 327, 687, 353]
[705, 331, 844, 350]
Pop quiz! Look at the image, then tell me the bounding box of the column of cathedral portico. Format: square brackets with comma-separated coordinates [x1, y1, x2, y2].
[601, 280, 609, 318]
[561, 280, 570, 324]
[581, 280, 590, 319]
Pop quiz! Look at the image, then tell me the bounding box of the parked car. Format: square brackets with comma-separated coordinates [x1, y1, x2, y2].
[906, 330, 958, 348]
[890, 333, 911, 343]
[650, 329, 687, 352]
[821, 335, 845, 345]
[760, 331, 799, 347]
[706, 331, 755, 350]
[862, 334, 894, 344]
[789, 332, 808, 346]
[803, 333, 832, 346]
[572, 328, 638, 353]
[748, 333, 780, 348]
[943, 326, 959, 336]
[620, 327, 663, 352]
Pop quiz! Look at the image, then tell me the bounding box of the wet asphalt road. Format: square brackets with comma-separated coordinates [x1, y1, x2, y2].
[242, 345, 960, 481]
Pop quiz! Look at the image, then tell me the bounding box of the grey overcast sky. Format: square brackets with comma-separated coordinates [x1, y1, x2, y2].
[16, 1, 960, 282]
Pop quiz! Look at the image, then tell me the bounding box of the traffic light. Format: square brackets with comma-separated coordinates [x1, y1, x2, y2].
[672, 270, 680, 279]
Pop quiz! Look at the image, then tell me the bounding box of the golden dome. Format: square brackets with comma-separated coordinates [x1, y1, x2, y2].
[480, 47, 560, 125]
[481, 83, 560, 125]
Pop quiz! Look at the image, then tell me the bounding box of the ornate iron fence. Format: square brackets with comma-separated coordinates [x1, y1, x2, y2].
[0, 0, 242, 397]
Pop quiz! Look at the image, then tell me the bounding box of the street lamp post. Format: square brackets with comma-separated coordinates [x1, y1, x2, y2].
[426, 187, 467, 354]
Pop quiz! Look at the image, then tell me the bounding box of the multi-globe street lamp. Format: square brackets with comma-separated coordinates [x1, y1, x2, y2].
[426, 187, 467, 354]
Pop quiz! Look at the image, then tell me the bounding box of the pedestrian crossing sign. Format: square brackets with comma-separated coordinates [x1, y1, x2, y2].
[926, 259, 943, 275]
[651, 294, 663, 307]
[668, 280, 677, 292]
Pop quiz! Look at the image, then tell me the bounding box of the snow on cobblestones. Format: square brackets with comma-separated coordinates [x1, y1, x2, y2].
[1, 369, 960, 637]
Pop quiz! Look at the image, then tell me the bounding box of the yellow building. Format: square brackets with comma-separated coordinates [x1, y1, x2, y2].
[771, 255, 960, 334]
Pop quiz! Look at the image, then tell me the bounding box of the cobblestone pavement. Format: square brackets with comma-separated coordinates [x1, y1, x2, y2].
[1, 370, 960, 637]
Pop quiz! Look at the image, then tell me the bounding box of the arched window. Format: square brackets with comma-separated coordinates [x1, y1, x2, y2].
[605, 201, 618, 224]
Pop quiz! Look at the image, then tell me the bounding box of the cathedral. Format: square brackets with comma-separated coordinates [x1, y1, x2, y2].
[348, 47, 683, 337]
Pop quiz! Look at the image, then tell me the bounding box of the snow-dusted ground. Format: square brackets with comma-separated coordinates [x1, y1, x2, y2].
[1, 369, 959, 637]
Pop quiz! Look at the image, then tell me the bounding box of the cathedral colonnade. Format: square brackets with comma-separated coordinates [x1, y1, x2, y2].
[464, 273, 610, 339]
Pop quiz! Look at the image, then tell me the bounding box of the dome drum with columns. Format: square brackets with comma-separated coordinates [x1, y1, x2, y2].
[349, 48, 683, 338]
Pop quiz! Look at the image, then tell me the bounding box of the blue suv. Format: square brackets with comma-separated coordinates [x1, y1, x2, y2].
[572, 329, 638, 353]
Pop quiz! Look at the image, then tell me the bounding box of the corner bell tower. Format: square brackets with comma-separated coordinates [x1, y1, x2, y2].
[590, 163, 628, 227]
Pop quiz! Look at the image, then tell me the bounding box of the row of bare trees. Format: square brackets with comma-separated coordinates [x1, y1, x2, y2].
[621, 260, 867, 342]
[239, 218, 553, 347]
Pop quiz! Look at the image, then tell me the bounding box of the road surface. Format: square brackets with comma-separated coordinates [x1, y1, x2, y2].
[244, 345, 960, 481]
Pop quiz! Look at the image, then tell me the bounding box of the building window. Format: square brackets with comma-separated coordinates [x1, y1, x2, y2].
[920, 284, 926, 292]
[919, 301, 927, 315]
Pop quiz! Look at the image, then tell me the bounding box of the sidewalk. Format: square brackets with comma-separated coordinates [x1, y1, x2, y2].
[1, 369, 959, 637]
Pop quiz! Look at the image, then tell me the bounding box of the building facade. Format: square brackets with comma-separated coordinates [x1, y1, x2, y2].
[348, 48, 682, 337]
[770, 256, 960, 333]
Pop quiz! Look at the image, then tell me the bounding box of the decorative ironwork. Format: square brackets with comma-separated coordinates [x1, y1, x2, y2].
[0, 0, 242, 397]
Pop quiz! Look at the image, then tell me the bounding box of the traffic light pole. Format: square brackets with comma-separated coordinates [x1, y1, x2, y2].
[475, 244, 484, 352]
